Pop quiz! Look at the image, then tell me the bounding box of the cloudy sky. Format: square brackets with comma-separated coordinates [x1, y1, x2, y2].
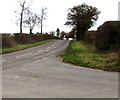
[0, 0, 119, 33]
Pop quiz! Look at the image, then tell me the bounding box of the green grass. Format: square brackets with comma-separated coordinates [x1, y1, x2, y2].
[61, 40, 120, 72]
[1, 39, 56, 54]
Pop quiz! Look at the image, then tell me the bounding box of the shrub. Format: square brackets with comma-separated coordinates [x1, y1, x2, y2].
[65, 32, 75, 39]
[30, 34, 45, 42]
[2, 33, 59, 49]
[83, 31, 96, 44]
[30, 34, 59, 42]
[95, 21, 120, 51]
[2, 34, 16, 48]
[14, 33, 35, 44]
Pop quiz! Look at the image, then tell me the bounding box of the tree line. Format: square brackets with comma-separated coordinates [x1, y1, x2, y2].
[14, 1, 100, 36]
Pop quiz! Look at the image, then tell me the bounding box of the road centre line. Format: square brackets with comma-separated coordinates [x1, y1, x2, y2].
[47, 47, 51, 49]
[43, 57, 48, 60]
[2, 59, 6, 62]
[45, 49, 50, 52]
[30, 57, 48, 64]
[36, 50, 43, 52]
[52, 45, 55, 47]
[16, 53, 32, 58]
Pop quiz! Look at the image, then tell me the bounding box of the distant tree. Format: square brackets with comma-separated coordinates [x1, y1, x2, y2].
[56, 28, 60, 37]
[40, 7, 47, 34]
[14, 0, 31, 33]
[61, 31, 66, 38]
[23, 9, 41, 34]
[65, 3, 100, 40]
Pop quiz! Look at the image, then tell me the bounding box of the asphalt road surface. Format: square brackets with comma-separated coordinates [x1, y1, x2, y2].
[2, 40, 118, 98]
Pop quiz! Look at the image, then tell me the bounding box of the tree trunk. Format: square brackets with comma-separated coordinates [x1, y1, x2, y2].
[41, 22, 43, 34]
[76, 22, 81, 41]
[20, 1, 26, 34]
[40, 14, 43, 34]
[30, 29, 33, 34]
[76, 32, 81, 41]
[20, 12, 23, 34]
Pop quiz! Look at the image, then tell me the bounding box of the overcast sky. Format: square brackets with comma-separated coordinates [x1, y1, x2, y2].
[0, 0, 119, 33]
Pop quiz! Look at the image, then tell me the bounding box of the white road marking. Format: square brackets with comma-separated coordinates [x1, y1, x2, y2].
[2, 59, 6, 62]
[13, 75, 20, 78]
[34, 61, 38, 63]
[30, 59, 42, 64]
[43, 57, 48, 60]
[53, 47, 56, 48]
[38, 60, 41, 62]
[52, 45, 55, 47]
[16, 53, 32, 58]
[16, 56, 19, 58]
[46, 50, 49, 52]
[36, 50, 43, 52]
[47, 47, 51, 49]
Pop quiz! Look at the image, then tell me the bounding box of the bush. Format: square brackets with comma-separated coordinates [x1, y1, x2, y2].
[30, 34, 45, 42]
[95, 21, 120, 51]
[83, 31, 96, 44]
[14, 33, 35, 44]
[2, 33, 60, 49]
[30, 34, 59, 42]
[2, 34, 16, 48]
[65, 32, 75, 39]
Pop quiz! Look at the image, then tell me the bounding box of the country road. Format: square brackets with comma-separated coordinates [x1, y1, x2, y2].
[2, 40, 118, 98]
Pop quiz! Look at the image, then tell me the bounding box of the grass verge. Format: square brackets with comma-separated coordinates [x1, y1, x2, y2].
[1, 39, 56, 54]
[60, 40, 120, 72]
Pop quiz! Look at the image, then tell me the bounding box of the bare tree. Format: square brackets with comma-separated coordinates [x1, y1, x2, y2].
[23, 9, 41, 34]
[40, 7, 47, 34]
[14, 0, 32, 33]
